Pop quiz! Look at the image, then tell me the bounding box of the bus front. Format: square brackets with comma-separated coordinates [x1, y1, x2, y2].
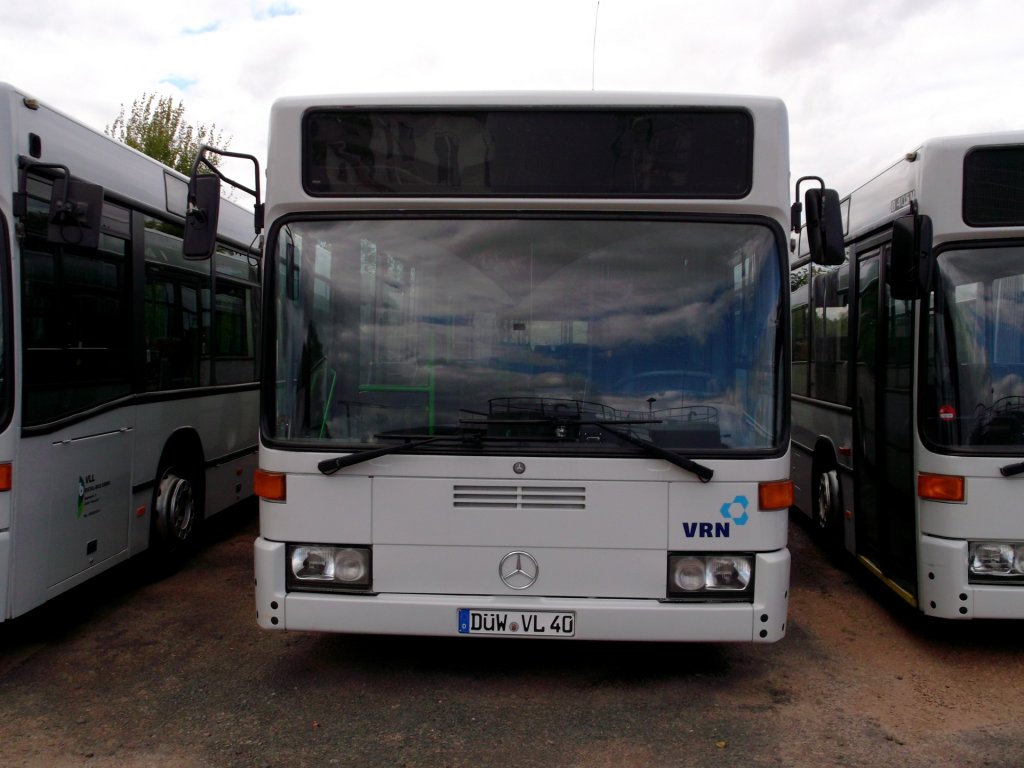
[253, 94, 794, 641]
[919, 137, 1024, 619]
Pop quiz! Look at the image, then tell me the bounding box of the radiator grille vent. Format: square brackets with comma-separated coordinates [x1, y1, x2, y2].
[452, 485, 586, 510]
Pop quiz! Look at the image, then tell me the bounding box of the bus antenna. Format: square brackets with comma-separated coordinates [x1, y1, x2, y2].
[591, 1, 600, 90]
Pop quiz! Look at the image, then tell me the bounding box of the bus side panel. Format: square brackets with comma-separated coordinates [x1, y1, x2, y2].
[12, 413, 135, 617]
[790, 441, 814, 520]
[0, 534, 8, 619]
[0, 446, 9, 620]
[191, 390, 259, 517]
[127, 451, 258, 555]
[132, 390, 259, 516]
[204, 451, 258, 518]
[790, 399, 856, 552]
[0, 469, 9, 532]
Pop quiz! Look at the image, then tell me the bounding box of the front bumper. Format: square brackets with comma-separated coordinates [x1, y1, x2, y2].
[919, 534, 1024, 619]
[254, 537, 790, 642]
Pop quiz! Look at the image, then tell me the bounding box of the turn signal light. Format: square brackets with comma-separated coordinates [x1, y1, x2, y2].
[254, 469, 286, 501]
[918, 472, 965, 502]
[758, 479, 793, 511]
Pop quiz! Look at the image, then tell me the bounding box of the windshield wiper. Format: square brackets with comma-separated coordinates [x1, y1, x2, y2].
[1000, 460, 1024, 478]
[590, 422, 714, 483]
[464, 397, 714, 482]
[318, 436, 455, 475]
[317, 425, 491, 475]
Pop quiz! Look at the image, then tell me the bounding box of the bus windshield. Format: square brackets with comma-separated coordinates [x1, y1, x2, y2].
[269, 216, 784, 453]
[925, 244, 1024, 451]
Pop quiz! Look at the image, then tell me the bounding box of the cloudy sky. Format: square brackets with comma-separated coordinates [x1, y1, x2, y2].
[2, 0, 1023, 197]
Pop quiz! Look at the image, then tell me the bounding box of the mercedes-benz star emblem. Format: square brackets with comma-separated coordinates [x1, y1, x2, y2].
[499, 551, 539, 590]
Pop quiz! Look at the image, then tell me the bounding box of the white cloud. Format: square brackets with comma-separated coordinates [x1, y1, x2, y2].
[2, 0, 1023, 195]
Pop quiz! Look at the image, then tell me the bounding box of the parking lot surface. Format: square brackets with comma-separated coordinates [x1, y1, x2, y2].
[2, 503, 1022, 767]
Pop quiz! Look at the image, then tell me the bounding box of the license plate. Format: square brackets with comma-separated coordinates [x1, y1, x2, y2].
[457, 609, 575, 637]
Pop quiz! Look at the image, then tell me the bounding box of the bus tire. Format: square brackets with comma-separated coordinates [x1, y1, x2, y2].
[152, 458, 204, 559]
[814, 467, 842, 550]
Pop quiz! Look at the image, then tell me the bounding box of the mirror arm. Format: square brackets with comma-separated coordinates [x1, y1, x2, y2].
[189, 145, 264, 234]
[791, 176, 826, 232]
[15, 160, 71, 218]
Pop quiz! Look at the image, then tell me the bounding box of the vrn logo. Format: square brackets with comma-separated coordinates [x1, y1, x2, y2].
[682, 496, 750, 538]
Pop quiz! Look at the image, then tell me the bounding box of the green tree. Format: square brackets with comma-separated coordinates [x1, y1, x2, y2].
[105, 93, 229, 175]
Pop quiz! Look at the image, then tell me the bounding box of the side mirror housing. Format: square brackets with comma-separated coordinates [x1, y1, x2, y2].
[182, 174, 222, 260]
[889, 214, 933, 301]
[48, 177, 103, 249]
[804, 188, 845, 266]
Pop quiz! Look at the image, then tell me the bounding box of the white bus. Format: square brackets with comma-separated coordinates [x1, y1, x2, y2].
[791, 131, 1024, 619]
[189, 92, 841, 641]
[0, 83, 260, 622]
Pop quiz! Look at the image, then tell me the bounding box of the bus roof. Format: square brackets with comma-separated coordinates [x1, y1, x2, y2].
[843, 129, 1024, 246]
[0, 81, 255, 250]
[270, 90, 787, 110]
[791, 128, 1024, 263]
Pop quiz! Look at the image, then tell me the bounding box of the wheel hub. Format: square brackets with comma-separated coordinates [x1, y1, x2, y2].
[156, 472, 195, 542]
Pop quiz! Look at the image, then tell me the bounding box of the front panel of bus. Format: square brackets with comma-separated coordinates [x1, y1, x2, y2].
[792, 136, 1024, 619]
[254, 97, 794, 641]
[917, 141, 1024, 618]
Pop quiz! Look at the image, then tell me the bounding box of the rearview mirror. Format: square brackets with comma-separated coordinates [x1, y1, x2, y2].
[889, 214, 933, 301]
[804, 188, 845, 266]
[182, 174, 221, 260]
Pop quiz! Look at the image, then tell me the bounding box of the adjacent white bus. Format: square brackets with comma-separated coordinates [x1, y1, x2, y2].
[190, 92, 841, 641]
[791, 131, 1024, 618]
[0, 83, 260, 621]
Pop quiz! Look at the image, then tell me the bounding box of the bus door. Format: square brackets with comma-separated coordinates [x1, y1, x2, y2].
[853, 243, 918, 597]
[16, 191, 134, 592]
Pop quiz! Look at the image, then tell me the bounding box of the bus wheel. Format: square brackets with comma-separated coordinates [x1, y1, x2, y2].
[153, 463, 201, 555]
[815, 468, 842, 547]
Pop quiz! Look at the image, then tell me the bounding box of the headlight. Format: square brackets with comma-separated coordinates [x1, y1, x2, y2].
[669, 556, 707, 592]
[969, 541, 1024, 583]
[668, 554, 754, 599]
[706, 556, 752, 590]
[287, 544, 372, 592]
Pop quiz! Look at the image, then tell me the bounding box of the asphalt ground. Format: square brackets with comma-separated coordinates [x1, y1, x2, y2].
[1, 501, 1022, 767]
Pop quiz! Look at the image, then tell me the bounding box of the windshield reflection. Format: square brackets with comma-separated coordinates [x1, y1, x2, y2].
[269, 217, 784, 453]
[925, 245, 1024, 451]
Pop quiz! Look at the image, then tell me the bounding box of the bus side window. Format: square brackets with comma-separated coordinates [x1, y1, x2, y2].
[810, 261, 850, 404]
[21, 194, 131, 426]
[791, 267, 810, 397]
[214, 246, 259, 386]
[143, 218, 211, 391]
